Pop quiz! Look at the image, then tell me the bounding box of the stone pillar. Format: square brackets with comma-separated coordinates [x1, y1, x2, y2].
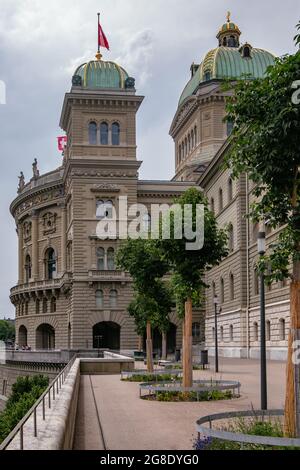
[61, 205, 67, 273]
[18, 223, 24, 285]
[31, 211, 39, 280]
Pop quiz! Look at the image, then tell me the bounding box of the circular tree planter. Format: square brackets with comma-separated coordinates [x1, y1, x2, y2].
[139, 379, 241, 401]
[195, 410, 300, 449]
[121, 369, 183, 382]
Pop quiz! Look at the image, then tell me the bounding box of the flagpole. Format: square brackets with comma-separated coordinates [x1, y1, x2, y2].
[97, 12, 100, 54]
[96, 12, 102, 60]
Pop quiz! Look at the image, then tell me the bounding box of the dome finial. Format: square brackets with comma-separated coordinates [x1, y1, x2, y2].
[95, 51, 103, 61]
[227, 11, 231, 23]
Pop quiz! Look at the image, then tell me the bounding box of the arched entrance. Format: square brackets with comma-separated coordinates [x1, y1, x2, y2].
[18, 325, 27, 347]
[93, 322, 120, 350]
[36, 324, 55, 349]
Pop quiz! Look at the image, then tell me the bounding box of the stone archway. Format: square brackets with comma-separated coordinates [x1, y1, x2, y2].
[93, 322, 120, 350]
[18, 325, 28, 347]
[36, 324, 55, 350]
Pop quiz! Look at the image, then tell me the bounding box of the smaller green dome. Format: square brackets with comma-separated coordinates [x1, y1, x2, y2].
[72, 59, 132, 90]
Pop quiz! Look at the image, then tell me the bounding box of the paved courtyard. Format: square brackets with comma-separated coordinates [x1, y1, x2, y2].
[73, 357, 286, 450]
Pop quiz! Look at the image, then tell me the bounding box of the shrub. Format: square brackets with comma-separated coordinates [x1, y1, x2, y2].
[0, 375, 49, 444]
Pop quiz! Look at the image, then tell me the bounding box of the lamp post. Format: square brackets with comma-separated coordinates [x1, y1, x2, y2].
[213, 295, 220, 373]
[257, 231, 267, 410]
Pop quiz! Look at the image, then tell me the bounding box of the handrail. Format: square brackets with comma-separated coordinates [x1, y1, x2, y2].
[0, 354, 77, 451]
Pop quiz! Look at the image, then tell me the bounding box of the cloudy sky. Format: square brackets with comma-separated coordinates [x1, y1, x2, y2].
[0, 0, 299, 318]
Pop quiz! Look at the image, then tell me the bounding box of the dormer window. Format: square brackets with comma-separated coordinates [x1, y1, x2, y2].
[204, 71, 211, 81]
[240, 44, 252, 59]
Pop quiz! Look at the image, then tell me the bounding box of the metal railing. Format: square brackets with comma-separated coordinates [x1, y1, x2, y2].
[0, 354, 77, 451]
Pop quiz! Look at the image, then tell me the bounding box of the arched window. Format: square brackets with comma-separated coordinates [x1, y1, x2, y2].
[43, 298, 48, 314]
[46, 248, 56, 280]
[254, 268, 259, 295]
[228, 224, 234, 252]
[230, 273, 235, 300]
[212, 281, 216, 300]
[191, 129, 194, 148]
[142, 213, 151, 232]
[110, 290, 118, 309]
[192, 322, 201, 339]
[243, 46, 251, 58]
[219, 188, 223, 212]
[204, 70, 211, 81]
[50, 297, 56, 313]
[266, 320, 271, 341]
[96, 200, 113, 219]
[253, 322, 259, 342]
[220, 326, 224, 342]
[96, 290, 104, 309]
[227, 121, 234, 136]
[100, 122, 109, 145]
[228, 178, 233, 202]
[194, 126, 197, 145]
[89, 121, 97, 145]
[279, 319, 286, 341]
[25, 254, 32, 283]
[252, 223, 259, 242]
[96, 247, 105, 270]
[220, 277, 225, 303]
[107, 248, 115, 270]
[230, 324, 234, 342]
[35, 299, 40, 315]
[112, 122, 120, 146]
[210, 198, 215, 215]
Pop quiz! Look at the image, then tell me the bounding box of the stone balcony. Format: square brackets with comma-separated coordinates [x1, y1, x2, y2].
[10, 273, 73, 302]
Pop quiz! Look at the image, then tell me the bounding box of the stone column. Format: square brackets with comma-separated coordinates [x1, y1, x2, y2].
[18, 223, 24, 285]
[31, 211, 39, 280]
[61, 205, 67, 273]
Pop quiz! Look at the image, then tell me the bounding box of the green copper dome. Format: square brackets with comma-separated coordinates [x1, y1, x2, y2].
[72, 59, 132, 89]
[178, 46, 275, 106]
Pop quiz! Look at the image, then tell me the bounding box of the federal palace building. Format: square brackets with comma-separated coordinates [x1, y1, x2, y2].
[10, 16, 289, 360]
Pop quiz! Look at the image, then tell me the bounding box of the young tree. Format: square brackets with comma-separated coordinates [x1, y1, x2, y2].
[117, 239, 170, 372]
[225, 36, 300, 436]
[158, 188, 228, 387]
[128, 282, 173, 365]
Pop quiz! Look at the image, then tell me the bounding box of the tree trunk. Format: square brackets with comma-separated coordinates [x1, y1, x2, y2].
[138, 335, 143, 352]
[146, 321, 154, 373]
[183, 298, 193, 388]
[162, 332, 167, 360]
[284, 276, 300, 437]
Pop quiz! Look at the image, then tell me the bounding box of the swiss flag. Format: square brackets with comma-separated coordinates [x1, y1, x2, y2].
[98, 23, 110, 50]
[57, 136, 67, 152]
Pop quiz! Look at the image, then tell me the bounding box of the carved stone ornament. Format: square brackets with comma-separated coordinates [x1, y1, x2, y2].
[90, 183, 120, 193]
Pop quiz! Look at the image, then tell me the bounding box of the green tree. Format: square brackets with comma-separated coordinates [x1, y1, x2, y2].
[158, 187, 228, 387]
[0, 320, 15, 342]
[117, 239, 170, 372]
[224, 32, 300, 436]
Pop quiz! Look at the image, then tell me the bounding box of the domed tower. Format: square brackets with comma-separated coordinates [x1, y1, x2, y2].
[170, 14, 275, 182]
